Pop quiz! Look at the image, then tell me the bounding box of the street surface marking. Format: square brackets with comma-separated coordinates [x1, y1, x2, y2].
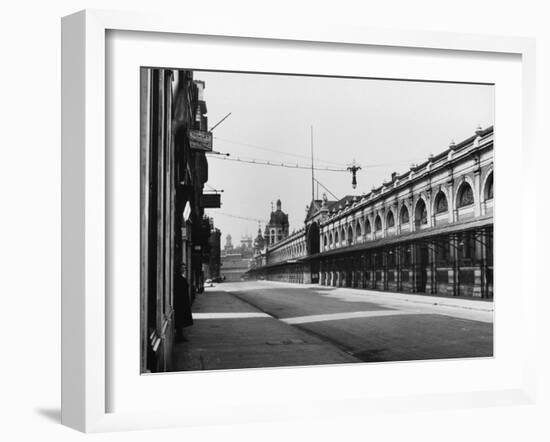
[193, 312, 272, 319]
[282, 310, 414, 325]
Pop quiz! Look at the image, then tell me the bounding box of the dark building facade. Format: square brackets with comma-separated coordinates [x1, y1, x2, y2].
[247, 126, 494, 299]
[140, 68, 213, 373]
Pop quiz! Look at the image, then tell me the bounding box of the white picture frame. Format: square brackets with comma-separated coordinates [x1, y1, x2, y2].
[61, 9, 537, 433]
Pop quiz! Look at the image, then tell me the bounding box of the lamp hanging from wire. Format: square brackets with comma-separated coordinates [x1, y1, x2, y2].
[347, 160, 362, 189]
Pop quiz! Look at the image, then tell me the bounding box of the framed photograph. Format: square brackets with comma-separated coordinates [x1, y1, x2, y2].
[61, 9, 536, 433]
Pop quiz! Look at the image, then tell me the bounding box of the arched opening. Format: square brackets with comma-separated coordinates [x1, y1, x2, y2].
[323, 234, 328, 248]
[334, 231, 339, 245]
[375, 215, 382, 231]
[365, 218, 372, 234]
[329, 233, 333, 246]
[400, 205, 409, 224]
[457, 182, 474, 208]
[434, 191, 448, 214]
[347, 225, 353, 246]
[484, 172, 494, 200]
[415, 199, 428, 228]
[386, 211, 395, 228]
[307, 224, 321, 284]
[356, 220, 362, 240]
[307, 222, 320, 255]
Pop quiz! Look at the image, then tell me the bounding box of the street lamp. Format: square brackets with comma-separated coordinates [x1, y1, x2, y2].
[347, 159, 362, 189]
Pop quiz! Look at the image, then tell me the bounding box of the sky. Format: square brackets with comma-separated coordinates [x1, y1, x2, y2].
[196, 70, 494, 244]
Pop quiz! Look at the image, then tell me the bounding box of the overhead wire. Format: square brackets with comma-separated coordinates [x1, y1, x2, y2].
[208, 154, 348, 171]
[208, 152, 422, 172]
[209, 211, 264, 224]
[213, 136, 347, 168]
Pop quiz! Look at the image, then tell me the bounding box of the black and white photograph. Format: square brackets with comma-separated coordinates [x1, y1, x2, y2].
[140, 67, 494, 374]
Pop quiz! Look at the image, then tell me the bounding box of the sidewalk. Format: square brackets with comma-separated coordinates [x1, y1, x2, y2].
[171, 288, 359, 371]
[262, 281, 494, 313]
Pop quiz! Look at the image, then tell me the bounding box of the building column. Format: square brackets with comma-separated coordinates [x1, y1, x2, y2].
[410, 244, 418, 293]
[425, 243, 436, 295]
[472, 229, 484, 297]
[474, 160, 482, 217]
[449, 234, 460, 296]
[396, 247, 402, 292]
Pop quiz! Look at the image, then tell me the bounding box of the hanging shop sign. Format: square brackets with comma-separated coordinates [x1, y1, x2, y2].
[188, 129, 213, 152]
[201, 193, 221, 208]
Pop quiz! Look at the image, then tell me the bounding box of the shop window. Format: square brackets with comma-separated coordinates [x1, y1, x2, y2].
[387, 249, 396, 267]
[436, 239, 450, 265]
[458, 232, 476, 264]
[402, 246, 412, 266]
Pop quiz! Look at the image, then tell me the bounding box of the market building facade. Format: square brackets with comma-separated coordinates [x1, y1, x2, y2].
[247, 126, 494, 299]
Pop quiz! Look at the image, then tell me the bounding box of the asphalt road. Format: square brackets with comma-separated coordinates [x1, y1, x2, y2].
[220, 280, 493, 363]
[173, 280, 493, 371]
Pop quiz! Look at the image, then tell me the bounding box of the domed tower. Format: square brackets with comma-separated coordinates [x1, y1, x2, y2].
[224, 234, 233, 252]
[265, 199, 289, 245]
[253, 225, 265, 253]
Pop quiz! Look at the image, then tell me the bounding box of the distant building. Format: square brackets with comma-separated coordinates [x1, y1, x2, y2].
[224, 234, 234, 252]
[240, 234, 253, 251]
[264, 199, 289, 245]
[254, 225, 266, 253]
[220, 233, 255, 281]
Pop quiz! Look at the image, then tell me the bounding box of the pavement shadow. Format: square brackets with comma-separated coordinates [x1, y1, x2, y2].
[34, 407, 61, 423]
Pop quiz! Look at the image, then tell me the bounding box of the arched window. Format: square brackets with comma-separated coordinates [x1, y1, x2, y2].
[434, 191, 448, 214]
[334, 231, 339, 244]
[329, 233, 333, 245]
[386, 211, 395, 228]
[415, 199, 428, 227]
[457, 182, 474, 207]
[400, 205, 409, 224]
[324, 235, 328, 247]
[485, 173, 493, 200]
[356, 220, 362, 239]
[375, 215, 382, 231]
[365, 219, 372, 234]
